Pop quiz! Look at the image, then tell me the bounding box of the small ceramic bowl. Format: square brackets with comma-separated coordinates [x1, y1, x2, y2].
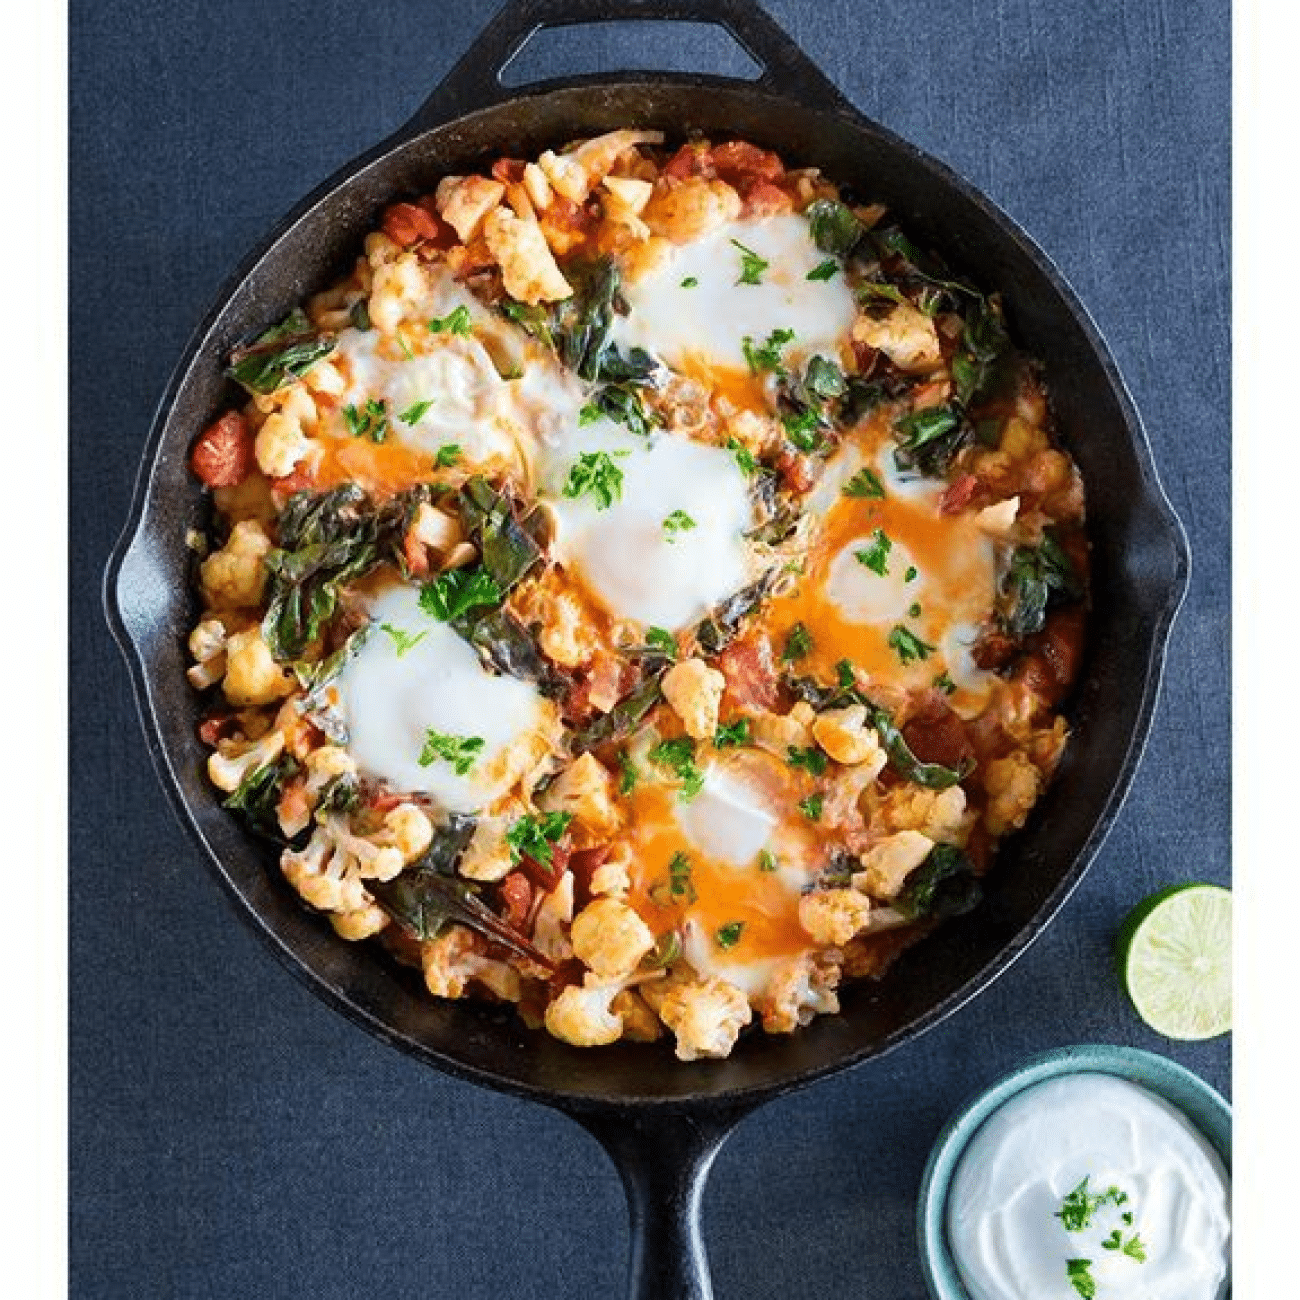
[917, 1043, 1232, 1300]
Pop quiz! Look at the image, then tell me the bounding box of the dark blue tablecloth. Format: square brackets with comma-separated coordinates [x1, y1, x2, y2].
[70, 2, 1229, 1296]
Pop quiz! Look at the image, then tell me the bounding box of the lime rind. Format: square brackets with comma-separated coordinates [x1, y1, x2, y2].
[1117, 883, 1232, 1040]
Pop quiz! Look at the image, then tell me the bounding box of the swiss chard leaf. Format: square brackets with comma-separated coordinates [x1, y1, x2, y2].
[892, 404, 970, 478]
[456, 477, 543, 595]
[694, 574, 775, 656]
[227, 309, 336, 396]
[999, 531, 1082, 638]
[805, 199, 865, 259]
[551, 256, 621, 380]
[570, 671, 665, 751]
[459, 607, 570, 698]
[223, 753, 298, 843]
[893, 844, 982, 920]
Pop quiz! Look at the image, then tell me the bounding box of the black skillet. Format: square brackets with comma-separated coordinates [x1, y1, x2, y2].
[104, 1, 1190, 1295]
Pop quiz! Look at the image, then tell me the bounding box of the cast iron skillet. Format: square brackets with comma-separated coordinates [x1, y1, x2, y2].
[104, 1, 1190, 1295]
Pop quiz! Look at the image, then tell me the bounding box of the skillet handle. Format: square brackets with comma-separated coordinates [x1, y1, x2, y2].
[569, 1106, 751, 1300]
[403, 0, 852, 132]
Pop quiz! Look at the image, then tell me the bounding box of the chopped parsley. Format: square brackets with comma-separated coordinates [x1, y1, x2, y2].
[379, 623, 427, 656]
[662, 509, 697, 542]
[782, 407, 823, 452]
[645, 930, 682, 967]
[419, 566, 502, 622]
[836, 659, 857, 689]
[757, 849, 779, 873]
[680, 276, 699, 288]
[908, 602, 922, 618]
[888, 625, 936, 664]
[798, 792, 824, 821]
[726, 436, 759, 474]
[1065, 1259, 1096, 1299]
[714, 719, 751, 749]
[1056, 1179, 1129, 1233]
[905, 565, 918, 582]
[418, 729, 484, 775]
[398, 399, 435, 425]
[343, 398, 388, 443]
[506, 812, 573, 867]
[787, 745, 829, 776]
[806, 259, 839, 282]
[578, 402, 603, 425]
[563, 450, 627, 510]
[616, 748, 638, 795]
[649, 737, 705, 800]
[428, 304, 473, 335]
[715, 921, 745, 949]
[668, 850, 697, 902]
[855, 529, 892, 576]
[842, 467, 886, 500]
[433, 444, 461, 469]
[933, 671, 956, 695]
[1102, 1230, 1148, 1263]
[644, 626, 678, 659]
[731, 239, 769, 285]
[782, 622, 813, 662]
[742, 327, 795, 375]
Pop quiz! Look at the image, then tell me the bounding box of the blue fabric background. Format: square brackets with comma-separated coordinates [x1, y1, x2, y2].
[71, 2, 1229, 1296]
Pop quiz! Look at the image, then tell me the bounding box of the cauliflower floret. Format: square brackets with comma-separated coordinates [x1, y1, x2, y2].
[373, 803, 434, 863]
[750, 702, 815, 758]
[538, 752, 623, 839]
[757, 953, 841, 1034]
[610, 988, 664, 1043]
[984, 751, 1043, 836]
[975, 496, 1020, 537]
[820, 759, 885, 832]
[409, 502, 464, 555]
[458, 804, 522, 883]
[221, 627, 295, 707]
[852, 830, 934, 901]
[302, 745, 357, 797]
[570, 898, 656, 981]
[435, 174, 506, 242]
[199, 519, 272, 610]
[545, 979, 623, 1047]
[798, 888, 873, 946]
[1001, 416, 1050, 459]
[589, 845, 632, 899]
[186, 617, 228, 690]
[565, 128, 663, 194]
[532, 870, 575, 964]
[873, 784, 971, 845]
[852, 302, 942, 373]
[483, 207, 573, 304]
[280, 812, 404, 917]
[206, 729, 285, 794]
[644, 177, 743, 244]
[661, 659, 726, 741]
[253, 407, 315, 479]
[812, 705, 885, 768]
[522, 162, 553, 211]
[602, 174, 653, 215]
[536, 149, 589, 204]
[658, 977, 752, 1062]
[536, 592, 597, 669]
[330, 904, 389, 942]
[422, 925, 522, 1002]
[368, 251, 429, 335]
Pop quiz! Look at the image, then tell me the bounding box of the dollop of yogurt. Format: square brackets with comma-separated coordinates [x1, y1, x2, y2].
[946, 1073, 1230, 1300]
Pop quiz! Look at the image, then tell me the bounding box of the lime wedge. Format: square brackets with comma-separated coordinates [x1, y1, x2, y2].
[1116, 884, 1232, 1039]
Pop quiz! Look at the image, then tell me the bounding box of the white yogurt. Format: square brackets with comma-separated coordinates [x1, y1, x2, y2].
[946, 1073, 1230, 1300]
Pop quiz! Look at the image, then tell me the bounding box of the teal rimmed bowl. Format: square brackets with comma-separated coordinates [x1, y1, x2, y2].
[917, 1044, 1232, 1299]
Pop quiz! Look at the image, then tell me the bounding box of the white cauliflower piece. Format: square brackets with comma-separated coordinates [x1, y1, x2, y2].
[409, 502, 463, 555]
[757, 953, 841, 1034]
[852, 830, 934, 901]
[661, 659, 726, 741]
[921, 786, 971, 844]
[435, 174, 506, 242]
[330, 904, 389, 942]
[589, 846, 632, 899]
[984, 751, 1043, 836]
[372, 803, 434, 863]
[538, 752, 622, 839]
[458, 806, 519, 883]
[565, 128, 663, 192]
[750, 703, 815, 758]
[186, 618, 228, 690]
[602, 174, 653, 216]
[798, 888, 873, 946]
[531, 870, 575, 964]
[658, 977, 753, 1062]
[368, 251, 429, 335]
[570, 898, 655, 981]
[545, 979, 624, 1047]
[206, 730, 285, 794]
[421, 925, 522, 1002]
[253, 408, 314, 479]
[522, 162, 553, 211]
[279, 812, 405, 917]
[537, 149, 589, 203]
[483, 207, 573, 304]
[536, 592, 597, 669]
[975, 496, 1020, 536]
[301, 745, 357, 798]
[610, 988, 664, 1042]
[852, 302, 942, 373]
[221, 627, 295, 707]
[812, 705, 884, 768]
[199, 519, 272, 610]
[643, 177, 743, 243]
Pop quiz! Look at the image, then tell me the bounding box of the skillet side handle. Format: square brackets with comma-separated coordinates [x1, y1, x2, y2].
[402, 0, 851, 134]
[571, 1106, 750, 1300]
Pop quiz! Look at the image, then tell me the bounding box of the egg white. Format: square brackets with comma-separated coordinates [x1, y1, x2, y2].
[611, 213, 858, 373]
[336, 585, 550, 813]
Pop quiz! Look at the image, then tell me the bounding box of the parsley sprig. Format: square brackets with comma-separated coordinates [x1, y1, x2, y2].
[505, 812, 572, 867]
[418, 729, 484, 775]
[563, 450, 627, 510]
[731, 239, 769, 285]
